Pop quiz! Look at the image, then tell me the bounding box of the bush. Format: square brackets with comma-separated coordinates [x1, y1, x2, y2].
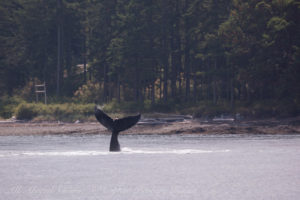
[103, 99, 175, 113]
[0, 95, 25, 118]
[150, 100, 176, 113]
[192, 102, 232, 118]
[45, 103, 94, 121]
[73, 81, 102, 103]
[119, 101, 145, 113]
[102, 99, 146, 113]
[14, 103, 95, 121]
[102, 99, 121, 113]
[15, 103, 38, 120]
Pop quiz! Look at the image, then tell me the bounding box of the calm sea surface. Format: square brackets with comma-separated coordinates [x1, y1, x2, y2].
[0, 133, 300, 200]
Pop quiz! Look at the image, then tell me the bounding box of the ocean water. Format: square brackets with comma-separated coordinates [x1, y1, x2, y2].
[0, 134, 300, 200]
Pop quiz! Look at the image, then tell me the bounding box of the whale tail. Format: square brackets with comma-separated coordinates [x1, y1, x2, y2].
[94, 106, 141, 151]
[94, 107, 114, 131]
[94, 106, 141, 132]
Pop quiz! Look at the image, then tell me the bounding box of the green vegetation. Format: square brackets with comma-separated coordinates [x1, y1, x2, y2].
[0, 95, 25, 119]
[0, 0, 299, 120]
[1, 97, 297, 122]
[14, 103, 95, 122]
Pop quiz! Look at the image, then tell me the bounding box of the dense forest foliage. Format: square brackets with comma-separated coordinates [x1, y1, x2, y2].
[0, 0, 299, 118]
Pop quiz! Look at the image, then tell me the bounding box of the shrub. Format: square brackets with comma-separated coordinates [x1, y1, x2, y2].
[44, 103, 94, 121]
[102, 99, 145, 113]
[192, 102, 232, 118]
[0, 95, 25, 118]
[14, 102, 95, 121]
[102, 99, 121, 113]
[15, 103, 38, 120]
[150, 100, 176, 113]
[73, 81, 102, 103]
[119, 101, 144, 113]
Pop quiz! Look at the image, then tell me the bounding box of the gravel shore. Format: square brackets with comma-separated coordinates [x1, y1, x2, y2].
[1, 117, 300, 136]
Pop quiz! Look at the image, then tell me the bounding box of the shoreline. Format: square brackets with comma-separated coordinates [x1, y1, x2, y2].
[0, 116, 300, 136]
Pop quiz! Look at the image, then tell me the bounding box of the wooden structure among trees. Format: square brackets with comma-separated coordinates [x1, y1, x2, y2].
[35, 82, 47, 104]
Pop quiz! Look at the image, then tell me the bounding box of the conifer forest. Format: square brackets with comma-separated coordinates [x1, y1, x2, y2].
[0, 0, 299, 117]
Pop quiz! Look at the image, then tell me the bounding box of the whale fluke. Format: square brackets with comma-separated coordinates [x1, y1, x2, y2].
[94, 108, 114, 131]
[94, 106, 141, 151]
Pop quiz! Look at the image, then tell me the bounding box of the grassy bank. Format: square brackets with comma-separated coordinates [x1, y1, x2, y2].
[14, 103, 95, 122]
[1, 97, 299, 122]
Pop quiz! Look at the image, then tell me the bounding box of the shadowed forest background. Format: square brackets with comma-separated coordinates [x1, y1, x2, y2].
[0, 0, 299, 120]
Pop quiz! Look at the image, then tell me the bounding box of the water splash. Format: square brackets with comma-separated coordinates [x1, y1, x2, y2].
[0, 148, 230, 157]
[121, 147, 230, 154]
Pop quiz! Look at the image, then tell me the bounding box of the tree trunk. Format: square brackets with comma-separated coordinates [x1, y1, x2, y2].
[170, 26, 176, 99]
[83, 37, 87, 83]
[162, 0, 168, 102]
[151, 80, 155, 105]
[193, 68, 197, 102]
[163, 60, 168, 102]
[171, 43, 176, 98]
[213, 78, 217, 104]
[117, 74, 121, 103]
[230, 79, 234, 108]
[135, 57, 140, 103]
[159, 71, 162, 100]
[103, 62, 109, 102]
[178, 70, 182, 99]
[56, 0, 63, 96]
[212, 60, 217, 104]
[184, 0, 190, 102]
[171, 7, 181, 100]
[184, 45, 190, 101]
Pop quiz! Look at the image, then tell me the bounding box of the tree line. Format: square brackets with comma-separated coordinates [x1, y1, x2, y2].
[0, 0, 299, 109]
